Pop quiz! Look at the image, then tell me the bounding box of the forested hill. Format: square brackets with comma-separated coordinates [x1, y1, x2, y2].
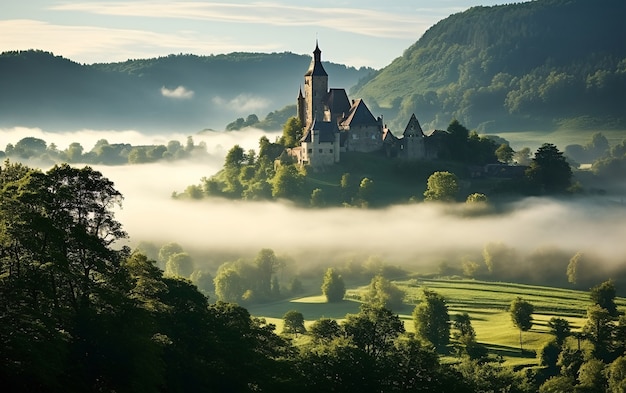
[353, 0, 626, 132]
[0, 50, 373, 132]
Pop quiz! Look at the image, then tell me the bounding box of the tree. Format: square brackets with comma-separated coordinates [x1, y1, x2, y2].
[282, 310, 306, 336]
[413, 289, 450, 350]
[281, 116, 303, 147]
[509, 297, 534, 352]
[158, 242, 184, 269]
[271, 164, 305, 199]
[225, 144, 246, 168]
[453, 312, 476, 343]
[321, 268, 345, 303]
[496, 143, 514, 163]
[423, 171, 460, 202]
[310, 188, 325, 207]
[466, 193, 488, 204]
[591, 279, 618, 317]
[214, 268, 245, 303]
[364, 275, 405, 309]
[547, 317, 571, 347]
[255, 248, 280, 297]
[525, 143, 572, 194]
[578, 358, 607, 391]
[164, 252, 194, 278]
[309, 318, 342, 343]
[584, 304, 614, 361]
[607, 356, 626, 393]
[343, 304, 405, 359]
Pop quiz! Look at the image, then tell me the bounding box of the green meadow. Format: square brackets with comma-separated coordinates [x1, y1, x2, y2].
[248, 278, 626, 368]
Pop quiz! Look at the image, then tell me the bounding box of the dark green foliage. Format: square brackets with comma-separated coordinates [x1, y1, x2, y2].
[0, 50, 372, 131]
[342, 304, 405, 359]
[525, 143, 572, 194]
[548, 317, 571, 347]
[353, 0, 626, 131]
[308, 318, 342, 343]
[590, 279, 618, 317]
[282, 310, 306, 336]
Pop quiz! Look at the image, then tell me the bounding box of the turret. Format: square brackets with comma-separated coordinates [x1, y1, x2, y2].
[303, 41, 328, 128]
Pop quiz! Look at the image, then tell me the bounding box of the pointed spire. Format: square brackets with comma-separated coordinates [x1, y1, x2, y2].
[305, 40, 327, 77]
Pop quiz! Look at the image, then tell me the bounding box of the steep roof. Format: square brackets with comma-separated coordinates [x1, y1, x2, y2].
[325, 88, 351, 119]
[304, 42, 328, 77]
[300, 119, 337, 143]
[340, 99, 378, 127]
[403, 113, 425, 137]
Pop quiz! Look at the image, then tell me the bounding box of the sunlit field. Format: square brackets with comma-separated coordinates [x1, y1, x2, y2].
[249, 278, 626, 367]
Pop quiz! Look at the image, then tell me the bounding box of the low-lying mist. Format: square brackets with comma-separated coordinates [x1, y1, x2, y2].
[4, 126, 626, 290]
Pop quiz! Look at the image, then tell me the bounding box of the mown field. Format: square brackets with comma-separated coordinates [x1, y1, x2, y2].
[247, 278, 626, 368]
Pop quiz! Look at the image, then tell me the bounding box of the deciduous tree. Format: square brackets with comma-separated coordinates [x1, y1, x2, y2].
[321, 268, 345, 303]
[509, 297, 534, 352]
[423, 171, 460, 202]
[413, 289, 450, 350]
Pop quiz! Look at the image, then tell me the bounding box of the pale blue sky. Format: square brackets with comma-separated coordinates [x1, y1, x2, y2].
[2, 0, 508, 69]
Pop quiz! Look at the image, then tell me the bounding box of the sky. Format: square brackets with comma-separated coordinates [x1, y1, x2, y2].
[2, 0, 508, 69]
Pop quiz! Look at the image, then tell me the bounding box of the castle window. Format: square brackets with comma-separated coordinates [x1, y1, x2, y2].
[308, 148, 312, 154]
[319, 149, 323, 153]
[330, 149, 333, 153]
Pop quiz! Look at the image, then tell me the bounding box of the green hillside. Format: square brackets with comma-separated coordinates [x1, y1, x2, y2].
[0, 50, 373, 132]
[353, 0, 626, 132]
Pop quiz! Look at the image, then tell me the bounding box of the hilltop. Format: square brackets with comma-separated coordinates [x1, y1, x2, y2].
[0, 50, 373, 132]
[352, 0, 626, 132]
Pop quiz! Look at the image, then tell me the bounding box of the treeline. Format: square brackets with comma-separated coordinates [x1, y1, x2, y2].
[1, 136, 208, 165]
[175, 118, 581, 205]
[354, 0, 626, 131]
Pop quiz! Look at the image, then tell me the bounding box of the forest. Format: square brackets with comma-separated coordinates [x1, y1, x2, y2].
[353, 0, 626, 132]
[3, 159, 626, 392]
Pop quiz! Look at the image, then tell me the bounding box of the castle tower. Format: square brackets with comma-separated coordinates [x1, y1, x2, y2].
[303, 41, 328, 129]
[402, 113, 426, 160]
[297, 87, 306, 127]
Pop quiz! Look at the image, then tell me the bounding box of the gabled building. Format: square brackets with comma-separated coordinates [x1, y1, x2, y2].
[291, 42, 440, 168]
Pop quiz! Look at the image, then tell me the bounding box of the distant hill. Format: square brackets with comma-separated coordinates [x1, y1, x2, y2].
[0, 50, 374, 133]
[353, 0, 626, 132]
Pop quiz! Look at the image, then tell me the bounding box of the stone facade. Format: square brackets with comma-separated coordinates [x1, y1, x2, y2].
[293, 43, 440, 168]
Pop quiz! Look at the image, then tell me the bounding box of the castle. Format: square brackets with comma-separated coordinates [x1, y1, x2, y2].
[288, 43, 441, 168]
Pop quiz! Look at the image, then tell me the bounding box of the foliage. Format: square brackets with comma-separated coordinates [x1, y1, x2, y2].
[412, 289, 450, 349]
[343, 304, 405, 359]
[364, 274, 405, 309]
[590, 279, 618, 317]
[321, 268, 346, 303]
[353, 0, 626, 131]
[281, 116, 303, 147]
[282, 310, 306, 336]
[525, 143, 572, 194]
[308, 318, 342, 343]
[509, 297, 534, 351]
[547, 317, 571, 347]
[423, 171, 460, 202]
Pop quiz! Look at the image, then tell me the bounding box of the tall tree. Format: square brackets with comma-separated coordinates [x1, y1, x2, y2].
[509, 297, 534, 352]
[321, 268, 345, 303]
[255, 248, 280, 297]
[343, 304, 405, 359]
[281, 116, 303, 148]
[525, 143, 572, 194]
[590, 279, 618, 317]
[413, 289, 450, 350]
[364, 275, 405, 309]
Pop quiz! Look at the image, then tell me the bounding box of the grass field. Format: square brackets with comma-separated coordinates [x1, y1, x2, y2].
[247, 278, 626, 367]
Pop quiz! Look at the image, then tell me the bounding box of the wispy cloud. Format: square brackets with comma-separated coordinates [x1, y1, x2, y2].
[161, 86, 195, 99]
[0, 19, 276, 62]
[51, 1, 427, 39]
